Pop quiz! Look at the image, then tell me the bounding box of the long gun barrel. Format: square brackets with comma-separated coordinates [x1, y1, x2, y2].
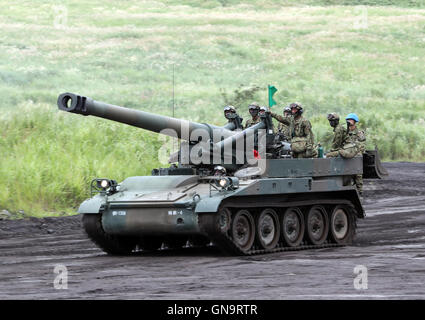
[57, 93, 235, 141]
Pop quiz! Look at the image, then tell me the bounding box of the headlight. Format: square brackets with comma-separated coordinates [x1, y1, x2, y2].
[214, 177, 239, 190]
[100, 179, 110, 189]
[95, 178, 117, 191]
[218, 178, 230, 188]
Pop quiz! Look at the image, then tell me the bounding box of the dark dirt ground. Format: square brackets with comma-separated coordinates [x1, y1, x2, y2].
[1, 162, 424, 299]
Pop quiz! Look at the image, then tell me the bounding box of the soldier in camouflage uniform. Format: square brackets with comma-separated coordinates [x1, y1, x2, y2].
[244, 102, 261, 128]
[270, 106, 292, 141]
[326, 113, 366, 195]
[327, 113, 346, 152]
[270, 102, 316, 158]
[345, 113, 366, 196]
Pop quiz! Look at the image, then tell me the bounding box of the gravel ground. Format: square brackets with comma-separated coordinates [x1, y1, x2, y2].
[0, 162, 424, 300]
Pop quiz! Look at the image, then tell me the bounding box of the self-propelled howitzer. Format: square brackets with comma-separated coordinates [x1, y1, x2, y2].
[57, 92, 386, 256]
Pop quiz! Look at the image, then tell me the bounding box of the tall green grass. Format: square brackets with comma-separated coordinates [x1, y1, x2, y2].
[0, 0, 424, 216]
[0, 102, 163, 217]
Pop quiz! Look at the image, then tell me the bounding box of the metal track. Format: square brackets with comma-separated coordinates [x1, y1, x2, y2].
[198, 207, 353, 256]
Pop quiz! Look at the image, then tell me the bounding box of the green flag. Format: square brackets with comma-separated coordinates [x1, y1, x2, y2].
[268, 85, 277, 107]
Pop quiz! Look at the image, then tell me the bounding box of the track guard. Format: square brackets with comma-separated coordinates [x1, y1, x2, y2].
[363, 148, 388, 179]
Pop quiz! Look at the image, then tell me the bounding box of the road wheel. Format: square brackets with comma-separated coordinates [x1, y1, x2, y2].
[281, 207, 305, 247]
[231, 210, 255, 252]
[329, 205, 355, 244]
[218, 208, 232, 234]
[305, 205, 329, 245]
[256, 209, 280, 250]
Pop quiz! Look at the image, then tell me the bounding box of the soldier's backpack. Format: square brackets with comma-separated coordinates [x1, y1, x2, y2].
[338, 143, 359, 159]
[291, 136, 307, 153]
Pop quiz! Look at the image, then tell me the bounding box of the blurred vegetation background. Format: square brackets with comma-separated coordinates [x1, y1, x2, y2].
[0, 0, 424, 216]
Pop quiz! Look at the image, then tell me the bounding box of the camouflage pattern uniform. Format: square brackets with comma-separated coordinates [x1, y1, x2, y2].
[270, 112, 292, 141]
[347, 127, 366, 195]
[245, 102, 261, 129]
[292, 116, 316, 158]
[330, 124, 346, 151]
[244, 116, 261, 129]
[271, 113, 315, 158]
[327, 126, 366, 194]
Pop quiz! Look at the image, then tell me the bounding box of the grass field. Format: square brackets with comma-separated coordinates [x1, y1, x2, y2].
[0, 0, 424, 216]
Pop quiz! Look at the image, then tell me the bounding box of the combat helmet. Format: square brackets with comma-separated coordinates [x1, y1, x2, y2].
[224, 105, 236, 119]
[213, 165, 227, 176]
[289, 102, 303, 115]
[346, 113, 359, 122]
[327, 113, 340, 127]
[248, 102, 260, 117]
[259, 105, 269, 115]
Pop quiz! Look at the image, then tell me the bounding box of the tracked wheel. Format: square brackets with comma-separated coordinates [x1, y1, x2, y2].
[329, 205, 356, 244]
[218, 208, 232, 233]
[231, 210, 255, 252]
[305, 205, 329, 245]
[281, 207, 305, 247]
[256, 209, 280, 250]
[82, 214, 137, 255]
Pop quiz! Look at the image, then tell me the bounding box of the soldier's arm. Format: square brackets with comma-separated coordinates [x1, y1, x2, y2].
[357, 130, 366, 142]
[304, 120, 314, 149]
[357, 130, 366, 153]
[270, 112, 291, 125]
[332, 125, 346, 150]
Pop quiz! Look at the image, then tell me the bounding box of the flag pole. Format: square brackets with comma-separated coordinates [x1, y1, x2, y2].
[268, 84, 270, 107]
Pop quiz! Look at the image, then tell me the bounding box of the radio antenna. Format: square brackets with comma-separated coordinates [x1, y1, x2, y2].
[172, 64, 175, 119]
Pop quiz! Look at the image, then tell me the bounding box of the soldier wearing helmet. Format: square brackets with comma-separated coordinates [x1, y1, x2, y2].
[327, 113, 345, 152]
[270, 106, 292, 141]
[271, 102, 316, 158]
[346, 113, 366, 197]
[326, 113, 366, 196]
[258, 105, 269, 116]
[223, 105, 237, 121]
[345, 113, 366, 153]
[213, 165, 227, 176]
[244, 102, 261, 129]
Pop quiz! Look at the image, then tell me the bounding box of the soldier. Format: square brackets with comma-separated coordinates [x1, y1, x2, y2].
[327, 113, 345, 151]
[224, 105, 244, 130]
[223, 105, 236, 121]
[270, 102, 315, 158]
[290, 103, 316, 158]
[345, 113, 366, 154]
[270, 106, 292, 141]
[244, 102, 261, 128]
[326, 113, 366, 196]
[345, 113, 366, 196]
[213, 165, 227, 176]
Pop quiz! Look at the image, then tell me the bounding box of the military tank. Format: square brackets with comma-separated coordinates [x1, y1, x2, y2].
[57, 92, 387, 256]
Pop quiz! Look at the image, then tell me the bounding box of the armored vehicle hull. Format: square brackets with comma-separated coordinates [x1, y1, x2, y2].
[80, 157, 369, 255]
